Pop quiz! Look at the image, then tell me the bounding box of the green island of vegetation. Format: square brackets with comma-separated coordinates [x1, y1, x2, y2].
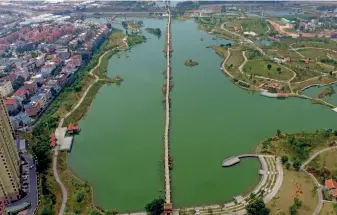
[318, 85, 335, 99]
[127, 33, 147, 48]
[122, 20, 143, 31]
[145, 27, 162, 37]
[184, 59, 199, 67]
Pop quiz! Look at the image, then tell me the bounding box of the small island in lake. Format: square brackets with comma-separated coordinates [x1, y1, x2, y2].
[145, 28, 161, 37]
[184, 59, 199, 67]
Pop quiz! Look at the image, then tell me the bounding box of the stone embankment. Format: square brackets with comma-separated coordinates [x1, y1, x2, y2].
[163, 8, 173, 212]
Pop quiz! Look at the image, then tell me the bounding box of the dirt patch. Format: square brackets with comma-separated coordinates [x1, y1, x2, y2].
[267, 169, 318, 215]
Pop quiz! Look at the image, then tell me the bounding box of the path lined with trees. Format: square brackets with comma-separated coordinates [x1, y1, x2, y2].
[53, 39, 129, 215]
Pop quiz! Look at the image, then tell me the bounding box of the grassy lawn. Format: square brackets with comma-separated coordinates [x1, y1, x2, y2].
[256, 131, 337, 162]
[37, 164, 63, 215]
[224, 17, 268, 35]
[291, 41, 337, 49]
[243, 60, 293, 80]
[226, 49, 244, 69]
[287, 61, 327, 82]
[319, 202, 337, 215]
[313, 148, 337, 171]
[298, 49, 332, 59]
[306, 148, 337, 184]
[106, 30, 126, 49]
[64, 80, 107, 125]
[213, 46, 228, 58]
[267, 49, 303, 61]
[245, 50, 263, 60]
[267, 169, 318, 215]
[292, 76, 337, 92]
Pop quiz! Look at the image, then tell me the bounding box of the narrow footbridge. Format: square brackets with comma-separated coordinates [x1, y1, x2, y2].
[163, 7, 173, 214]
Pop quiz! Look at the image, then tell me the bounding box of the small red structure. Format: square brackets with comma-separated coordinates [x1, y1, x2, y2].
[67, 123, 81, 134]
[329, 141, 337, 146]
[50, 132, 56, 147]
[325, 179, 337, 199]
[164, 203, 172, 215]
[115, 74, 121, 80]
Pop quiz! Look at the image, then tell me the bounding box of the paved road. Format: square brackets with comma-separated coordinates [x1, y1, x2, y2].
[301, 146, 337, 215]
[7, 153, 38, 215]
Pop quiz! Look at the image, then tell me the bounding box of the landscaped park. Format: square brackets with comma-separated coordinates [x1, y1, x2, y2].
[29, 7, 337, 215]
[200, 14, 337, 107]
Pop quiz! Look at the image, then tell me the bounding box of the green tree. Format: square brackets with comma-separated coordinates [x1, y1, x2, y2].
[267, 63, 272, 70]
[281, 155, 289, 164]
[51, 88, 57, 97]
[276, 129, 281, 137]
[250, 192, 257, 200]
[91, 212, 100, 215]
[246, 198, 270, 215]
[76, 191, 84, 202]
[289, 197, 302, 215]
[40, 208, 54, 215]
[276, 67, 281, 73]
[293, 159, 302, 171]
[145, 198, 165, 215]
[286, 162, 291, 169]
[12, 76, 25, 90]
[105, 210, 118, 215]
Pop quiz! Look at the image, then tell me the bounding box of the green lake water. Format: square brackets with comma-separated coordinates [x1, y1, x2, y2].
[304, 85, 337, 106]
[69, 18, 337, 211]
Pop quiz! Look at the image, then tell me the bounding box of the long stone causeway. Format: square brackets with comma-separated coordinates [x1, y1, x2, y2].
[164, 7, 172, 213]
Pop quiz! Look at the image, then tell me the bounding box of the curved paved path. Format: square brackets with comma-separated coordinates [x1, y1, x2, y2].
[53, 41, 128, 215]
[221, 22, 265, 56]
[301, 146, 337, 215]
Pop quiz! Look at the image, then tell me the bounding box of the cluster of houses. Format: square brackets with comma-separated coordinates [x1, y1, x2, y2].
[0, 15, 111, 130]
[0, 53, 83, 130]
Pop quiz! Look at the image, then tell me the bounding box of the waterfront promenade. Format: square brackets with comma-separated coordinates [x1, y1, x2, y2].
[164, 8, 172, 210]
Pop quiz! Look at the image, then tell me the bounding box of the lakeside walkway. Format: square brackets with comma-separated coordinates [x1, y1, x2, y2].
[301, 146, 337, 215]
[53, 40, 128, 215]
[164, 8, 172, 210]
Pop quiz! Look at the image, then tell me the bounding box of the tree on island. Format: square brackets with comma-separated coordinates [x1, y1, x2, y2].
[267, 63, 272, 70]
[246, 198, 270, 215]
[276, 129, 281, 137]
[145, 198, 165, 215]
